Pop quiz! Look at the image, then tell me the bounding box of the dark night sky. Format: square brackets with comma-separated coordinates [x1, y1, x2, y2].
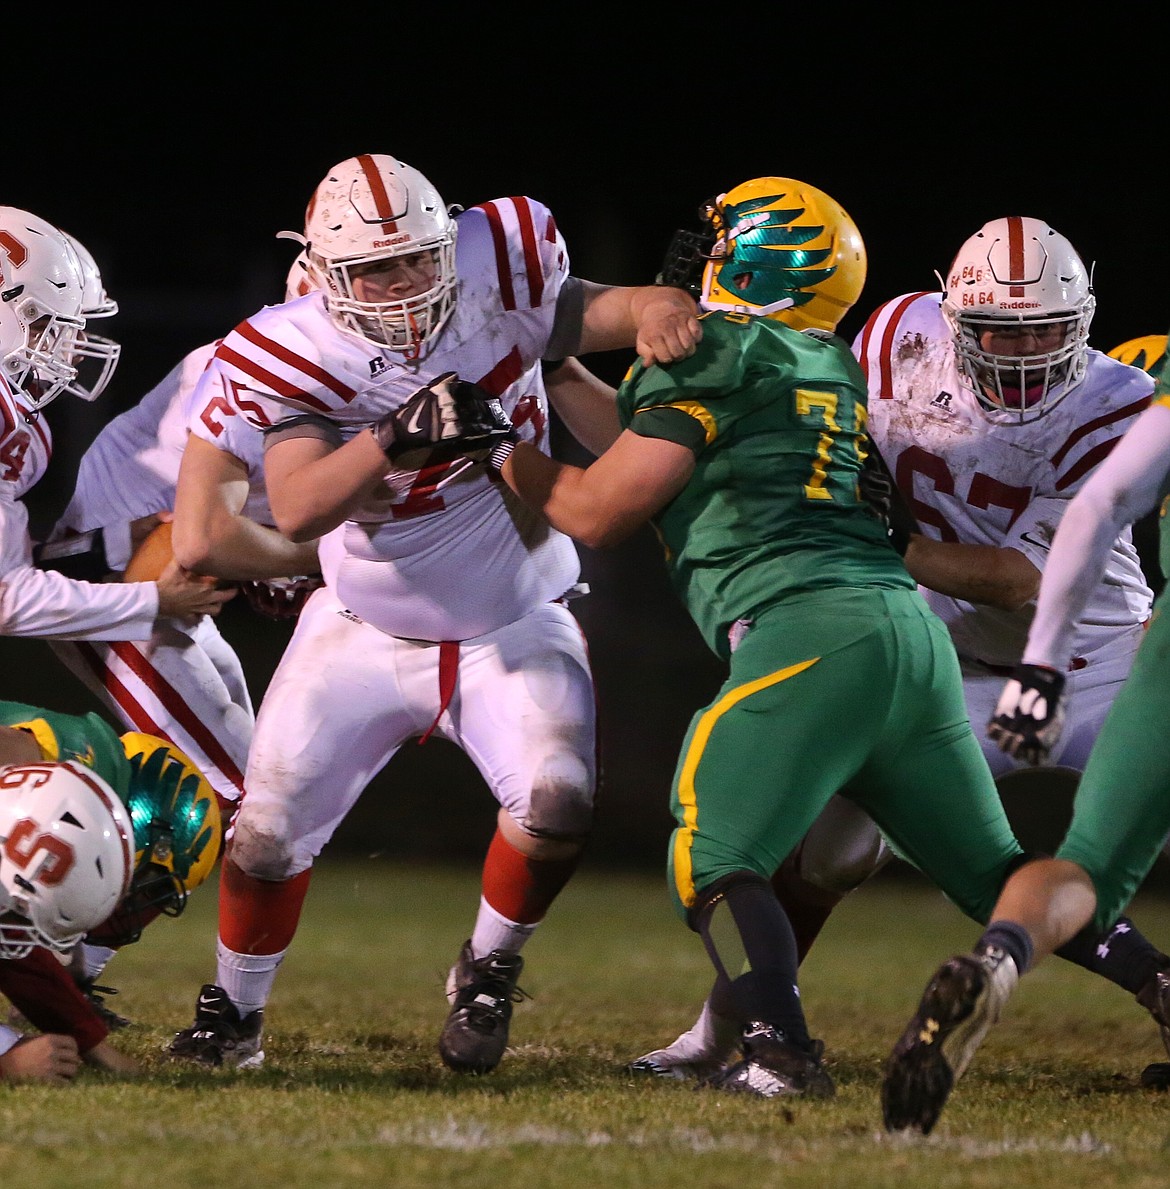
[3, 16, 1165, 863]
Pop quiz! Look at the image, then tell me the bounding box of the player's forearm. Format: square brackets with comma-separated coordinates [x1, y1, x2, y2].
[903, 537, 1040, 611]
[501, 443, 643, 549]
[175, 513, 319, 582]
[266, 431, 389, 542]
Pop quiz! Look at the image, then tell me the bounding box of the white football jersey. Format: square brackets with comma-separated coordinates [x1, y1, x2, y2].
[52, 341, 273, 570]
[853, 292, 1154, 669]
[0, 376, 157, 639]
[187, 196, 580, 642]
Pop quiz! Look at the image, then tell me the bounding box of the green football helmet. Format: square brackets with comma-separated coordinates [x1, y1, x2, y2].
[1108, 334, 1167, 381]
[87, 733, 222, 946]
[658, 178, 867, 334]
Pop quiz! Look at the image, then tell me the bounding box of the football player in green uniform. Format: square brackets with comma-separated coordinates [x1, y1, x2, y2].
[465, 177, 1046, 1099]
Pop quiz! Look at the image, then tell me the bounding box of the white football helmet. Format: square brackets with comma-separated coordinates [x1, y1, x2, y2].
[941, 216, 1095, 423]
[60, 230, 121, 402]
[0, 207, 87, 411]
[0, 760, 133, 959]
[295, 153, 457, 356]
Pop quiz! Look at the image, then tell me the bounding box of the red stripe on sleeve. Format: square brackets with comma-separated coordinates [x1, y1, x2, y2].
[234, 323, 356, 403]
[1051, 396, 1150, 470]
[510, 197, 543, 308]
[477, 202, 516, 311]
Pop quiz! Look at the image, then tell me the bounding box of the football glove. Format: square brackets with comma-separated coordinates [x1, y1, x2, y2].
[371, 372, 514, 459]
[241, 575, 324, 620]
[858, 441, 915, 556]
[986, 663, 1067, 766]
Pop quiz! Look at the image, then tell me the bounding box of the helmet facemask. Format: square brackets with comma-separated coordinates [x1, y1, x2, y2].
[86, 735, 222, 947]
[307, 236, 457, 358]
[2, 307, 86, 412]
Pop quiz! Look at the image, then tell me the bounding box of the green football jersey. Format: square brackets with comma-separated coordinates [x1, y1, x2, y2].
[0, 699, 130, 798]
[617, 313, 914, 657]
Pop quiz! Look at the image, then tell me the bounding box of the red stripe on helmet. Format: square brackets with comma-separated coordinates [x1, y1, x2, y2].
[357, 154, 399, 235]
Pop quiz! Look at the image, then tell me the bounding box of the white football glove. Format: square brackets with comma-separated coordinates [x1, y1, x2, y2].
[987, 663, 1067, 766]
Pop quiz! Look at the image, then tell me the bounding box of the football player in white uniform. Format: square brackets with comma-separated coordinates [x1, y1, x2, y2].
[45, 253, 322, 815]
[40, 252, 322, 1016]
[631, 216, 1170, 1081]
[164, 153, 700, 1075]
[0, 207, 229, 641]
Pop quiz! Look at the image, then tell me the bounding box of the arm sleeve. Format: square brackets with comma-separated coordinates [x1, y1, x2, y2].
[0, 493, 159, 640]
[1025, 400, 1170, 666]
[0, 948, 108, 1052]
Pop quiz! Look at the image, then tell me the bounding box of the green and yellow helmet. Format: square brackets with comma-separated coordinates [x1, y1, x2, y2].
[1107, 334, 1167, 380]
[87, 733, 222, 946]
[688, 178, 866, 333]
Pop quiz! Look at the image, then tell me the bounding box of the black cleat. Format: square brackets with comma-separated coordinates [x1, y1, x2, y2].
[439, 940, 528, 1074]
[702, 1022, 835, 1099]
[1136, 970, 1170, 1060]
[167, 983, 264, 1068]
[882, 950, 1018, 1134]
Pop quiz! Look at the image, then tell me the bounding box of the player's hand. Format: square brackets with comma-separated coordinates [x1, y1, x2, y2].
[155, 559, 237, 620]
[858, 443, 914, 555]
[987, 663, 1067, 766]
[82, 1039, 141, 1075]
[634, 289, 702, 367]
[241, 575, 323, 620]
[371, 373, 514, 459]
[0, 1034, 81, 1084]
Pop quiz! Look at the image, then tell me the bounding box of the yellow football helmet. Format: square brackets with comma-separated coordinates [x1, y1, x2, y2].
[693, 178, 867, 333]
[1107, 334, 1167, 380]
[87, 733, 222, 946]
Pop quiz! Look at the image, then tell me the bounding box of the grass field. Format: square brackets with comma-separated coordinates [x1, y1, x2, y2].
[6, 858, 1170, 1188]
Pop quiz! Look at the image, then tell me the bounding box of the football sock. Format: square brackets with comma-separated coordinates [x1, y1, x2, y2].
[216, 942, 285, 1016]
[977, 920, 1034, 975]
[696, 873, 809, 1049]
[480, 826, 581, 925]
[218, 857, 312, 955]
[77, 943, 118, 982]
[470, 895, 538, 957]
[1055, 916, 1170, 994]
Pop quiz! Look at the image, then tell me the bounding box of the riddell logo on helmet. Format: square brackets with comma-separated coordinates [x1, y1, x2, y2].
[999, 300, 1042, 310]
[372, 235, 411, 248]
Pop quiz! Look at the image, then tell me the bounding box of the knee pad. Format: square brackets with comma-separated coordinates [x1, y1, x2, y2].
[229, 805, 305, 881]
[519, 752, 594, 843]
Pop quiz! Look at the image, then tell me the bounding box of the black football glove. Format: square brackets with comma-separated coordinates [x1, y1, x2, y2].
[858, 441, 916, 556]
[986, 663, 1067, 766]
[371, 372, 514, 459]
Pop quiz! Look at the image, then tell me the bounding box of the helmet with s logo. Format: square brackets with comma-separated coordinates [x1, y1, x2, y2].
[0, 760, 133, 958]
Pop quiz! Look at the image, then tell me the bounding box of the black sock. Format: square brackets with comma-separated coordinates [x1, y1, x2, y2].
[977, 920, 1034, 975]
[696, 873, 809, 1049]
[1055, 917, 1168, 994]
